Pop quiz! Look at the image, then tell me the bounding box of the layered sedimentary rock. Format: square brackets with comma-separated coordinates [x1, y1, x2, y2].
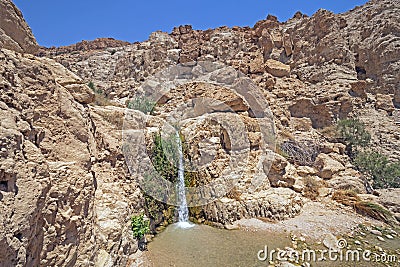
[0, 0, 38, 53]
[0, 49, 143, 266]
[1, 0, 400, 265]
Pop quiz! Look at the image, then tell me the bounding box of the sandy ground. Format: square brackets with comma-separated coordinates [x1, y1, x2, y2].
[234, 199, 386, 241]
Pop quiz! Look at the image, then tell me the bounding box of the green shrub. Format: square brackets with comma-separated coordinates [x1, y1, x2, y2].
[88, 81, 95, 90]
[150, 133, 178, 183]
[127, 96, 155, 115]
[88, 81, 112, 106]
[88, 81, 104, 95]
[354, 151, 400, 189]
[337, 119, 371, 156]
[131, 214, 150, 239]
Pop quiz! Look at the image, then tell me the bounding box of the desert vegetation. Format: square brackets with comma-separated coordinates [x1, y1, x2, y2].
[337, 118, 399, 189]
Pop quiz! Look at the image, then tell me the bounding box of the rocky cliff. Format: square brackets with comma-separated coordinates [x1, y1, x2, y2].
[0, 0, 399, 266]
[0, 0, 38, 53]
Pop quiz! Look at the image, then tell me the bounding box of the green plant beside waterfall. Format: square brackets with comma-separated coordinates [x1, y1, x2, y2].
[151, 133, 178, 182]
[141, 132, 182, 230]
[131, 214, 150, 239]
[127, 96, 155, 115]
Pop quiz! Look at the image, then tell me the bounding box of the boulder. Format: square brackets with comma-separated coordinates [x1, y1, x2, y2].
[375, 93, 395, 113]
[265, 59, 290, 77]
[315, 153, 345, 179]
[323, 233, 339, 250]
[63, 84, 95, 104]
[349, 81, 368, 99]
[289, 98, 333, 128]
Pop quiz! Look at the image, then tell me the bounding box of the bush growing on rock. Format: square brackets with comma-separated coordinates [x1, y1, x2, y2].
[142, 133, 181, 229]
[354, 151, 400, 189]
[88, 81, 103, 94]
[150, 133, 178, 182]
[337, 119, 371, 157]
[127, 96, 155, 114]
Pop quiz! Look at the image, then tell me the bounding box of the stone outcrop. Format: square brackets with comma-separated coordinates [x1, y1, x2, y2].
[38, 38, 130, 56]
[197, 188, 303, 224]
[0, 0, 38, 53]
[1, 0, 400, 265]
[265, 59, 290, 77]
[0, 49, 143, 266]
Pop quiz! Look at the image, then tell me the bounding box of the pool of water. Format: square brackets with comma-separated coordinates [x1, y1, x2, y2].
[146, 223, 399, 267]
[146, 223, 291, 267]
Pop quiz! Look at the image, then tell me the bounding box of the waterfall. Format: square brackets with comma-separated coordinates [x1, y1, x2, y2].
[175, 131, 193, 228]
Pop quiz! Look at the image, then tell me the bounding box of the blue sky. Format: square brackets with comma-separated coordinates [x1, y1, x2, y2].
[14, 0, 368, 47]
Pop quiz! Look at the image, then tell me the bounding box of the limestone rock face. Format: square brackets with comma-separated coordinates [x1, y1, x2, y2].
[0, 0, 38, 53]
[199, 188, 303, 224]
[315, 153, 345, 179]
[1, 0, 400, 265]
[0, 49, 142, 266]
[38, 38, 130, 56]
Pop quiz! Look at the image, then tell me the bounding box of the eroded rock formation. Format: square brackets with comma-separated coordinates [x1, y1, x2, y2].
[1, 0, 399, 266]
[0, 0, 38, 53]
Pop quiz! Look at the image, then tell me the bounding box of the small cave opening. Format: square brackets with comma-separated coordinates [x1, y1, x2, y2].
[355, 66, 367, 80]
[0, 181, 8, 192]
[14, 233, 23, 241]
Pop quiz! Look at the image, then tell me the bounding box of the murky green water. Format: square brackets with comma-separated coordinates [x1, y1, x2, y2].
[147, 224, 400, 267]
[147, 224, 291, 267]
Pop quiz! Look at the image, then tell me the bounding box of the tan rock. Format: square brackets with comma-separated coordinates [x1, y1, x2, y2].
[375, 93, 395, 113]
[290, 117, 313, 132]
[0, 0, 38, 53]
[320, 142, 346, 155]
[315, 153, 345, 179]
[289, 98, 333, 128]
[265, 59, 291, 77]
[296, 166, 318, 177]
[64, 84, 95, 104]
[249, 53, 265, 74]
[283, 33, 293, 56]
[328, 168, 365, 193]
[349, 81, 368, 99]
[323, 233, 339, 250]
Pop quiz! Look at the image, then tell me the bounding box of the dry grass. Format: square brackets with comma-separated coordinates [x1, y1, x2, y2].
[355, 201, 395, 224]
[226, 187, 242, 201]
[332, 189, 360, 206]
[93, 93, 114, 106]
[318, 125, 339, 140]
[280, 139, 320, 166]
[303, 176, 326, 201]
[332, 190, 396, 225]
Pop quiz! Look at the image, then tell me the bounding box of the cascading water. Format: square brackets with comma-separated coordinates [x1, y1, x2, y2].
[175, 130, 193, 228]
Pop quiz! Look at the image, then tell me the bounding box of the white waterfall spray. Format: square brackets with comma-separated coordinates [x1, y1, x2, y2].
[175, 130, 193, 228]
